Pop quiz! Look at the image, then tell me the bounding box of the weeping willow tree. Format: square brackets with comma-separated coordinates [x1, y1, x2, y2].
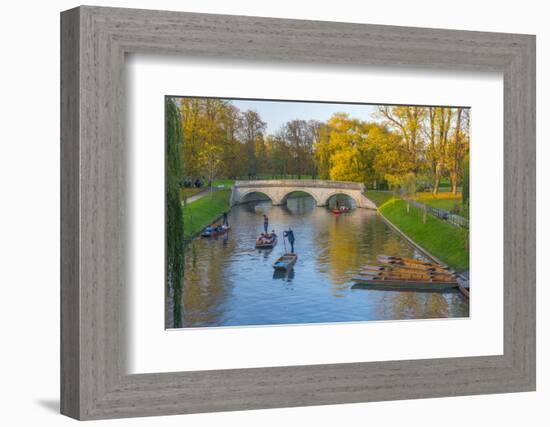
[166, 98, 185, 328]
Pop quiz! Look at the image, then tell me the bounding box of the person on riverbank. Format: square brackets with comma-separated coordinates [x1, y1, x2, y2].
[223, 211, 228, 227]
[284, 228, 295, 253]
[263, 214, 269, 233]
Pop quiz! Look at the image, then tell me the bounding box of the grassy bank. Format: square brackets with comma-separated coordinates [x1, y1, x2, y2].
[365, 190, 395, 207]
[182, 189, 232, 240]
[180, 187, 202, 199]
[212, 179, 235, 188]
[414, 191, 462, 212]
[379, 198, 469, 272]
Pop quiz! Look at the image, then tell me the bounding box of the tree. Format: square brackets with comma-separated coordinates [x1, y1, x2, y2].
[219, 104, 244, 178]
[314, 123, 331, 180]
[433, 108, 452, 194]
[165, 98, 185, 327]
[377, 106, 426, 177]
[388, 172, 416, 213]
[240, 110, 266, 178]
[462, 157, 470, 208]
[307, 120, 323, 178]
[179, 98, 202, 178]
[447, 108, 469, 194]
[267, 131, 291, 177]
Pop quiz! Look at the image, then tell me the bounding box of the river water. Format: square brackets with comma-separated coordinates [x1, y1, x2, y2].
[168, 195, 468, 328]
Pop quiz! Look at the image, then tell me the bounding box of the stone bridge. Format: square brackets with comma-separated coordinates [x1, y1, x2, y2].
[231, 180, 377, 209]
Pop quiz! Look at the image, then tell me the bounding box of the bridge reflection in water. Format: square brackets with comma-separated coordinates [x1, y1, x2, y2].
[166, 194, 468, 329]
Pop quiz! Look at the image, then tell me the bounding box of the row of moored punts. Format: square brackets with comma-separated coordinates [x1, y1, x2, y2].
[352, 255, 463, 293]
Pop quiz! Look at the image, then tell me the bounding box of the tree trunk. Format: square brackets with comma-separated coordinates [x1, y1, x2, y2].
[433, 165, 441, 195]
[450, 171, 459, 195]
[450, 108, 463, 196]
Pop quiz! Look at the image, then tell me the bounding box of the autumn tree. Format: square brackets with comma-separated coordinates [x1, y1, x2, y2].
[219, 104, 245, 178]
[314, 123, 332, 180]
[240, 109, 266, 178]
[279, 119, 319, 179]
[174, 97, 468, 197]
[447, 108, 470, 194]
[179, 98, 202, 178]
[377, 106, 426, 177]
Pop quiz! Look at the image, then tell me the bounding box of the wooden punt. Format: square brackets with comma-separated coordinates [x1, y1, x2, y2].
[362, 264, 454, 276]
[378, 254, 432, 265]
[458, 284, 470, 299]
[360, 270, 455, 282]
[362, 266, 455, 280]
[273, 253, 298, 271]
[377, 255, 450, 272]
[255, 235, 277, 249]
[352, 275, 458, 291]
[333, 207, 351, 214]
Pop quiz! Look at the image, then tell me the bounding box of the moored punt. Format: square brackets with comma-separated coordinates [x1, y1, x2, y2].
[201, 225, 229, 238]
[362, 266, 455, 280]
[377, 255, 450, 272]
[351, 275, 458, 291]
[458, 284, 470, 299]
[378, 254, 431, 265]
[362, 264, 454, 276]
[359, 270, 455, 282]
[273, 253, 298, 271]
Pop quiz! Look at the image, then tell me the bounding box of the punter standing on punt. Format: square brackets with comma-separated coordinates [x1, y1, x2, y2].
[284, 228, 295, 253]
[263, 214, 269, 233]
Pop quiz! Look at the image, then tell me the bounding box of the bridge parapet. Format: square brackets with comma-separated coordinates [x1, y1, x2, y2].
[234, 179, 365, 191]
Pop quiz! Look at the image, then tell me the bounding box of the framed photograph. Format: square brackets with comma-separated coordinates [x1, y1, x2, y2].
[61, 6, 536, 420]
[164, 96, 470, 330]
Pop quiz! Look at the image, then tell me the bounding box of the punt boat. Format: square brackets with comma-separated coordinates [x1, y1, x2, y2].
[273, 253, 298, 271]
[351, 275, 458, 291]
[255, 234, 277, 249]
[201, 225, 229, 238]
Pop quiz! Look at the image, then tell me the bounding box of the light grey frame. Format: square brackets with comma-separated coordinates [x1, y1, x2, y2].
[61, 5, 536, 420]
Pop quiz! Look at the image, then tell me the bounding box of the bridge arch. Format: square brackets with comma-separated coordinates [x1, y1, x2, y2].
[240, 190, 274, 204]
[323, 191, 361, 208]
[280, 190, 321, 207]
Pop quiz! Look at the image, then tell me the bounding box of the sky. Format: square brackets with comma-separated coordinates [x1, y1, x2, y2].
[229, 99, 377, 135]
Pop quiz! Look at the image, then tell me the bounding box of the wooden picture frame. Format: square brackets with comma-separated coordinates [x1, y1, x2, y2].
[61, 6, 536, 420]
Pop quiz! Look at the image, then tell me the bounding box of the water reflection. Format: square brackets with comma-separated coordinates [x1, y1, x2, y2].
[167, 195, 469, 328]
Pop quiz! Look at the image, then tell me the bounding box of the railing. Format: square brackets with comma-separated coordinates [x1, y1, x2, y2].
[410, 200, 469, 229]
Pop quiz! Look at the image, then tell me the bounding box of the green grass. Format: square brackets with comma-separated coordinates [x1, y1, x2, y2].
[180, 187, 202, 199]
[182, 189, 232, 240]
[212, 179, 235, 188]
[365, 190, 395, 207]
[379, 198, 469, 272]
[415, 192, 462, 212]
